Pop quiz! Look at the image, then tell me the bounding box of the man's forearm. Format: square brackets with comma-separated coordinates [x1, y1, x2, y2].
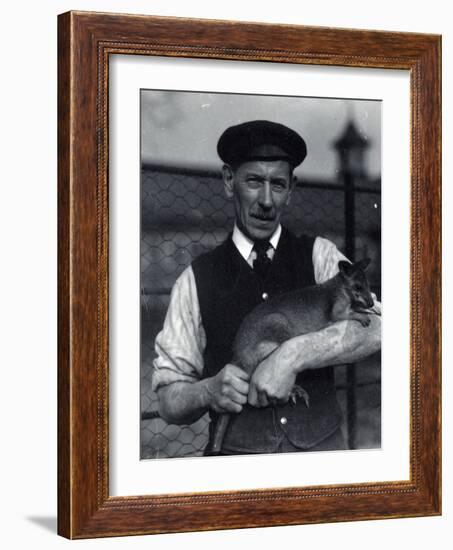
[278, 315, 381, 375]
[157, 379, 211, 425]
[157, 363, 250, 424]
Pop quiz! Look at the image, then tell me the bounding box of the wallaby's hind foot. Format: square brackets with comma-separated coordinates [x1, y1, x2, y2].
[290, 385, 310, 408]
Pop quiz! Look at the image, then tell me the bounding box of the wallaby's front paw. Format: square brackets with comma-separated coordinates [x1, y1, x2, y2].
[290, 385, 310, 408]
[359, 315, 371, 327]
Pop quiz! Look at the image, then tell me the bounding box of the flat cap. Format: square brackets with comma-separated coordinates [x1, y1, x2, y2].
[217, 120, 307, 168]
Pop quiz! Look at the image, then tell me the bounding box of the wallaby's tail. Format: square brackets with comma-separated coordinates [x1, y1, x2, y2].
[210, 413, 231, 455]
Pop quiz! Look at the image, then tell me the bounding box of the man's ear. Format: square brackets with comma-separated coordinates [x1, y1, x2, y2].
[286, 173, 297, 206]
[222, 164, 235, 198]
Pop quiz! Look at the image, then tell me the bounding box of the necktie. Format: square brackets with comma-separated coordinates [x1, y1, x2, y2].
[253, 240, 272, 279]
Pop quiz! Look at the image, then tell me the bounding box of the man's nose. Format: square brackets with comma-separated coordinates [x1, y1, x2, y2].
[258, 182, 273, 209]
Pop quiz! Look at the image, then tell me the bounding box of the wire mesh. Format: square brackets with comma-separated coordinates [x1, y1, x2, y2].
[141, 166, 381, 458]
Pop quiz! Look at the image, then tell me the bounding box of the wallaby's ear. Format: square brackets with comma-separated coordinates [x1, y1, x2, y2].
[355, 257, 371, 271]
[338, 260, 353, 276]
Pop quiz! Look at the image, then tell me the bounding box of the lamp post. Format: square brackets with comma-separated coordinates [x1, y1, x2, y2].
[334, 120, 370, 449]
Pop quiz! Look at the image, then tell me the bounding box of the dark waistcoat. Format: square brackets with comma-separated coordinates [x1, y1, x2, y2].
[192, 228, 343, 454]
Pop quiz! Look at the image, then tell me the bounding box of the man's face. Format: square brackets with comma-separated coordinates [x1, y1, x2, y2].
[223, 159, 295, 241]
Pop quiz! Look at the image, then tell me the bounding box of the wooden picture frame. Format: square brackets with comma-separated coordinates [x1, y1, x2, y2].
[58, 10, 441, 539]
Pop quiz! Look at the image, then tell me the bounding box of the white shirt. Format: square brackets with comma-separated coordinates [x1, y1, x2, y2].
[232, 223, 281, 266]
[152, 229, 349, 392]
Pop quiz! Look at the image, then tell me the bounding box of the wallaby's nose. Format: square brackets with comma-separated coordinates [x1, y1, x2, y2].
[367, 296, 374, 308]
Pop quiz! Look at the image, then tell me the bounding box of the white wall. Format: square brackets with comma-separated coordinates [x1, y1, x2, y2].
[0, 1, 450, 548]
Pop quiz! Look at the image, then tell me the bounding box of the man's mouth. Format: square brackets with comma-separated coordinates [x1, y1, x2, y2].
[251, 213, 275, 222]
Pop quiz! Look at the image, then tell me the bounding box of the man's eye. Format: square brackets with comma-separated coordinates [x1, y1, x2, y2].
[272, 181, 287, 190]
[246, 178, 261, 187]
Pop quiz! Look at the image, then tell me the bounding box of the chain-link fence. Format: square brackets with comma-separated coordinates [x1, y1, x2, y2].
[141, 162, 381, 459]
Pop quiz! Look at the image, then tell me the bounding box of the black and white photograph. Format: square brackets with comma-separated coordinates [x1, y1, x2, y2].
[140, 90, 382, 459]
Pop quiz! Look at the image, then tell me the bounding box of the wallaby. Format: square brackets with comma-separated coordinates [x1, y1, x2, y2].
[210, 258, 379, 455]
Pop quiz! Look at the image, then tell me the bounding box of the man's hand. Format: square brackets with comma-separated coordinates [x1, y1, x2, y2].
[203, 364, 250, 414]
[248, 354, 296, 408]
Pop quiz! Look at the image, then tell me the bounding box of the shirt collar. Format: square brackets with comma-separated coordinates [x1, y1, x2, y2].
[232, 224, 282, 262]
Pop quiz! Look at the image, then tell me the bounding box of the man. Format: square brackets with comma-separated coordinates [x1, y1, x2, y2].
[152, 120, 381, 455]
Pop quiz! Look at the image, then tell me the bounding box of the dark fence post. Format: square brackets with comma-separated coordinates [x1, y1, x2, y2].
[334, 121, 369, 449]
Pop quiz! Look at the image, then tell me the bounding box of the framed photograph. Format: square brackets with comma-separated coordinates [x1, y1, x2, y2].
[58, 11, 441, 538]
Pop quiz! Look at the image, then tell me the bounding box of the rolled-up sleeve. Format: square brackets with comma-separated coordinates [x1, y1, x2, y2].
[312, 236, 349, 283]
[152, 266, 207, 392]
